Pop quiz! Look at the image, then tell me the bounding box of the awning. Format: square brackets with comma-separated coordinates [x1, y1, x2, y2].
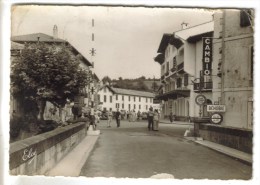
[155, 89, 190, 100]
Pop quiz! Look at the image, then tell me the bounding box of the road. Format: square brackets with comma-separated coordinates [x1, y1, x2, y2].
[80, 119, 252, 179]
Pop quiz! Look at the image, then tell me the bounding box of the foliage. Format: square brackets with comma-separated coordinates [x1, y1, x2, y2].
[11, 43, 90, 120]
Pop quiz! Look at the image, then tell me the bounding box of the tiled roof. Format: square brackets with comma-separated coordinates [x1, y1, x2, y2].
[11, 33, 66, 43]
[111, 87, 155, 98]
[157, 33, 172, 53]
[11, 33, 92, 66]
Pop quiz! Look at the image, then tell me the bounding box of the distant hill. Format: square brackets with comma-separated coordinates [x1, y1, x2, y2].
[112, 79, 161, 92]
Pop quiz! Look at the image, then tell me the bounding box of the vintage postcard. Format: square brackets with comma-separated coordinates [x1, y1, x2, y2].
[2, 1, 259, 185]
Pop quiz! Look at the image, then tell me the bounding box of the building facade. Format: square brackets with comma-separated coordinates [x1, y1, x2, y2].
[98, 85, 156, 113]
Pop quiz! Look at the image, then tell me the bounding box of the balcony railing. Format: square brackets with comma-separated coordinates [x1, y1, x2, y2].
[193, 82, 213, 92]
[171, 66, 176, 72]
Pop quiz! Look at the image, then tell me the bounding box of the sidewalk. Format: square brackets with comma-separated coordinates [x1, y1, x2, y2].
[185, 137, 252, 164]
[46, 134, 99, 177]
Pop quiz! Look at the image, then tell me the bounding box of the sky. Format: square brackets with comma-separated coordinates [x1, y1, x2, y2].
[11, 5, 214, 80]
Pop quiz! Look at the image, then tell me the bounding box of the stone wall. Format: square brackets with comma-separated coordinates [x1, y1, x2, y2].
[197, 123, 252, 153]
[9, 122, 87, 175]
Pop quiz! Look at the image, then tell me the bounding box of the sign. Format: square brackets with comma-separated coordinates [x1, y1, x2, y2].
[202, 38, 212, 76]
[195, 95, 207, 105]
[207, 105, 226, 112]
[210, 113, 223, 124]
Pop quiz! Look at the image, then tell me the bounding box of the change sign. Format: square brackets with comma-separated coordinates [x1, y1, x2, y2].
[202, 37, 212, 76]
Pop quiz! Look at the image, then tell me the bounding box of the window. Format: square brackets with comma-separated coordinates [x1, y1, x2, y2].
[122, 103, 124, 109]
[177, 78, 182, 88]
[146, 105, 148, 110]
[139, 97, 141, 102]
[116, 95, 118, 100]
[184, 74, 189, 86]
[128, 104, 131, 110]
[134, 104, 136, 109]
[139, 105, 141, 109]
[116, 103, 120, 109]
[97, 94, 100, 102]
[249, 46, 254, 80]
[129, 96, 131, 101]
[110, 96, 112, 103]
[134, 96, 136, 102]
[104, 95, 107, 102]
[150, 98, 153, 103]
[146, 98, 148, 103]
[104, 87, 107, 93]
[122, 95, 124, 101]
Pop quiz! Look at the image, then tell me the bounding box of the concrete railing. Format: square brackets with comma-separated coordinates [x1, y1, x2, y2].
[9, 122, 88, 175]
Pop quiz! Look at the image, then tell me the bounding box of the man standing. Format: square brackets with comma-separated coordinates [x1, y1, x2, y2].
[107, 109, 113, 128]
[147, 107, 154, 131]
[115, 108, 121, 128]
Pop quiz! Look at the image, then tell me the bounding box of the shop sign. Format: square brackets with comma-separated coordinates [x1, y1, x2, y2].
[195, 95, 207, 105]
[210, 113, 223, 124]
[207, 105, 226, 112]
[202, 37, 212, 76]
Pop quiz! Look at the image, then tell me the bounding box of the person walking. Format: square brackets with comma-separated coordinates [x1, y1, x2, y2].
[147, 107, 154, 131]
[115, 108, 121, 127]
[107, 109, 113, 127]
[153, 109, 160, 131]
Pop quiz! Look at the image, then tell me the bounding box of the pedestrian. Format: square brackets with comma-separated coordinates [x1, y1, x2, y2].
[129, 110, 133, 122]
[147, 107, 154, 131]
[132, 109, 136, 122]
[169, 112, 173, 123]
[153, 109, 160, 131]
[107, 109, 113, 127]
[115, 108, 121, 127]
[137, 111, 141, 121]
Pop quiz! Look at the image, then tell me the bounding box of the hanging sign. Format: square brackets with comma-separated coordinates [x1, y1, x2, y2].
[210, 113, 223, 124]
[195, 94, 207, 105]
[207, 105, 226, 112]
[202, 37, 212, 76]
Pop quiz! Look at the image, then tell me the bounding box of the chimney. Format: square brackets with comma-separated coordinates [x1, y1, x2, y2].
[181, 22, 189, 29]
[53, 25, 58, 39]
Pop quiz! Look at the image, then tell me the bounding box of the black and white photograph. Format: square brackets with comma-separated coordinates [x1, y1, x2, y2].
[1, 1, 260, 185]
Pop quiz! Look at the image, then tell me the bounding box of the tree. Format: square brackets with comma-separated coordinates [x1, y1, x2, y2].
[11, 43, 89, 121]
[102, 76, 112, 84]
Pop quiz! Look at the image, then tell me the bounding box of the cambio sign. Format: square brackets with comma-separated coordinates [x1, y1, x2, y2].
[202, 38, 212, 76]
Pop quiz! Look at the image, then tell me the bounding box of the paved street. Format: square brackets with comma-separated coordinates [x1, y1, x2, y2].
[80, 119, 252, 179]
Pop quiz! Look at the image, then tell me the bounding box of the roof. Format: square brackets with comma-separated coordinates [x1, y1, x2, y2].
[111, 87, 155, 98]
[157, 34, 172, 53]
[154, 53, 165, 64]
[11, 33, 66, 43]
[11, 33, 92, 66]
[169, 35, 183, 49]
[174, 21, 214, 41]
[187, 31, 214, 43]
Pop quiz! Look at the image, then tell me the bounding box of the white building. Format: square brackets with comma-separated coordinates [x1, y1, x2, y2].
[98, 85, 156, 112]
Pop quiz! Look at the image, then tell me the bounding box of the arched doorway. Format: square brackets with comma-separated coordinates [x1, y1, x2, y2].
[203, 99, 212, 117]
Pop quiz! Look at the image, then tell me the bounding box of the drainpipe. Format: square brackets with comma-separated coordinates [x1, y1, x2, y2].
[221, 10, 226, 105]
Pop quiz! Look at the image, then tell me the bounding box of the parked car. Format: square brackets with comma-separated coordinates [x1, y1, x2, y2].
[141, 112, 148, 120]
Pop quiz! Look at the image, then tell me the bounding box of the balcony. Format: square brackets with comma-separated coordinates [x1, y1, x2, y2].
[193, 82, 213, 92]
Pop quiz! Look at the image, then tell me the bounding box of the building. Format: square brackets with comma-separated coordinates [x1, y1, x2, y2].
[193, 9, 253, 153]
[10, 25, 95, 121]
[98, 85, 156, 113]
[154, 22, 213, 121]
[154, 9, 253, 153]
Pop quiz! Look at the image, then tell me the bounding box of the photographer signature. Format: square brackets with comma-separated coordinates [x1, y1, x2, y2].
[22, 148, 37, 164]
